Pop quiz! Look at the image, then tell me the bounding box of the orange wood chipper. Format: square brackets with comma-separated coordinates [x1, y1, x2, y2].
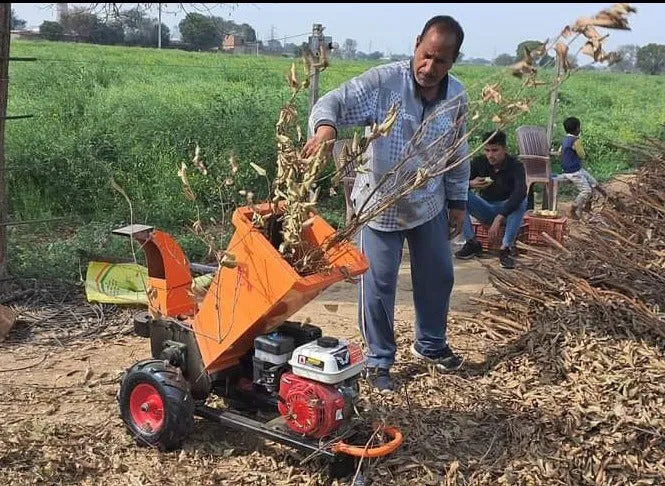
[114, 203, 402, 476]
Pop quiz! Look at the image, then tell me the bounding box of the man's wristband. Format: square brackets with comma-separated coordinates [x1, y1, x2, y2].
[314, 121, 337, 136]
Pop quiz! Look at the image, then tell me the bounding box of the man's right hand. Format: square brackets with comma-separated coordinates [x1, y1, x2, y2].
[302, 125, 336, 158]
[469, 176, 491, 189]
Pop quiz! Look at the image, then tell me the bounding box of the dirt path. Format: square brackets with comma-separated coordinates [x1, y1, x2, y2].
[0, 247, 498, 486]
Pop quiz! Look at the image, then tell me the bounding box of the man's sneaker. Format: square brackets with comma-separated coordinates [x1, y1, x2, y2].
[410, 343, 464, 372]
[499, 248, 515, 269]
[455, 239, 483, 260]
[364, 367, 395, 395]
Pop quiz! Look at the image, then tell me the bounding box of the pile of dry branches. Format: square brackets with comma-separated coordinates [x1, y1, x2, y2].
[350, 134, 665, 485]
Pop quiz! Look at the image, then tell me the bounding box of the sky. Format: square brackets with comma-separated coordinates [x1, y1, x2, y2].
[12, 3, 663, 59]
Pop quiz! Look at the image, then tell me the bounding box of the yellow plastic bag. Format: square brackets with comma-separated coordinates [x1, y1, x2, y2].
[85, 261, 213, 305]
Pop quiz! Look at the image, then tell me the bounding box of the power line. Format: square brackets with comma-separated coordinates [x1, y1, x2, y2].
[279, 32, 310, 42]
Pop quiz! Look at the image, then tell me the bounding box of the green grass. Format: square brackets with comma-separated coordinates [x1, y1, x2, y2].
[5, 40, 665, 278]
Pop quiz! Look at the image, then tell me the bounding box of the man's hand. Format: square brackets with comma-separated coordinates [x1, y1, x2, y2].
[302, 125, 336, 158]
[469, 176, 492, 190]
[488, 215, 505, 242]
[448, 208, 465, 239]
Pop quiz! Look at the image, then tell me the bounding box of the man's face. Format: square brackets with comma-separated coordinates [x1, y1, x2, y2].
[484, 143, 507, 166]
[413, 28, 458, 89]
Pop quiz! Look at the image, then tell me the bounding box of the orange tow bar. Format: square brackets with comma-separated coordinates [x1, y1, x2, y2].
[331, 424, 403, 458]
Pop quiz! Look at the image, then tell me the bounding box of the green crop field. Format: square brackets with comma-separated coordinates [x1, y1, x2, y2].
[6, 40, 665, 277]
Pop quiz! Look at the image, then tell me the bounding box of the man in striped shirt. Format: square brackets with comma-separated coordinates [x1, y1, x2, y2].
[303, 16, 470, 393]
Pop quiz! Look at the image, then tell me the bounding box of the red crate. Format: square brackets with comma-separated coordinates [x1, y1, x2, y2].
[523, 211, 568, 246]
[471, 218, 528, 251]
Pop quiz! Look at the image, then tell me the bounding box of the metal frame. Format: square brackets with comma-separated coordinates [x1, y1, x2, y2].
[194, 405, 337, 458]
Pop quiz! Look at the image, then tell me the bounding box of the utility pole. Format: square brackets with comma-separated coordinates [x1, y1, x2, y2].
[157, 3, 162, 49]
[0, 4, 10, 279]
[308, 23, 325, 124]
[547, 54, 563, 149]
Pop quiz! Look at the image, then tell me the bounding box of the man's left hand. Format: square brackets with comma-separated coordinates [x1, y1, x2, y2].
[488, 215, 505, 242]
[448, 208, 465, 239]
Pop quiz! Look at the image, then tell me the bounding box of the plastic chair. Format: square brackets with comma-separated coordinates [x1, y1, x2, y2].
[515, 125, 559, 210]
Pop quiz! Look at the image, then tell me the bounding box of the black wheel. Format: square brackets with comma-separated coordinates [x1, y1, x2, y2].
[118, 359, 194, 451]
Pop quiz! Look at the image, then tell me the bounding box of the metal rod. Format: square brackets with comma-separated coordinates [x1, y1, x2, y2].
[157, 3, 162, 49]
[0, 216, 68, 227]
[2, 114, 32, 120]
[194, 405, 336, 458]
[189, 262, 218, 274]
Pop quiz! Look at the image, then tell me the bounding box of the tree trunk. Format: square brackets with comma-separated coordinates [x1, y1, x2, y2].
[0, 3, 10, 280]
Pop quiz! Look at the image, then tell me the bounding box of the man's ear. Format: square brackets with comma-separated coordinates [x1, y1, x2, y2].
[414, 35, 421, 51]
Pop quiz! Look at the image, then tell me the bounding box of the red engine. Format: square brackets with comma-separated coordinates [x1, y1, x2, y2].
[277, 372, 349, 438]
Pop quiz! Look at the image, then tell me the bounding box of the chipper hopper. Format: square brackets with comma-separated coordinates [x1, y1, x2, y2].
[114, 203, 402, 475]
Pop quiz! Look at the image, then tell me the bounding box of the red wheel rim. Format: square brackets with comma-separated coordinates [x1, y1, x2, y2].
[129, 383, 164, 433]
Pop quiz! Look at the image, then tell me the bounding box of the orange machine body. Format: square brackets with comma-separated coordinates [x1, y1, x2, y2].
[122, 227, 197, 319]
[192, 204, 368, 373]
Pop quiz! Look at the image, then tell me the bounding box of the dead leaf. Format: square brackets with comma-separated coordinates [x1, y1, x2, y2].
[481, 84, 502, 104]
[250, 162, 267, 177]
[554, 42, 572, 72]
[83, 367, 93, 384]
[287, 62, 298, 91]
[177, 162, 196, 201]
[324, 304, 339, 312]
[229, 153, 239, 174]
[192, 144, 207, 176]
[510, 60, 537, 78]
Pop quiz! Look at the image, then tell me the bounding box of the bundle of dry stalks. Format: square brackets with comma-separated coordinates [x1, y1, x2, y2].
[347, 133, 665, 485]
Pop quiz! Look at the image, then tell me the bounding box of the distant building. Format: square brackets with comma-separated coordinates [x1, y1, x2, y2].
[222, 34, 255, 55]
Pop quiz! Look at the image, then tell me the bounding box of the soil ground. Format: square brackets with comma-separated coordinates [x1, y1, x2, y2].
[0, 179, 631, 485]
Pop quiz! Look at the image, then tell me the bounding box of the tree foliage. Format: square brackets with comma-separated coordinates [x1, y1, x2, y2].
[493, 53, 515, 66]
[611, 44, 639, 73]
[39, 21, 64, 41]
[636, 43, 665, 75]
[178, 12, 257, 51]
[11, 8, 26, 30]
[179, 13, 220, 50]
[342, 38, 357, 60]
